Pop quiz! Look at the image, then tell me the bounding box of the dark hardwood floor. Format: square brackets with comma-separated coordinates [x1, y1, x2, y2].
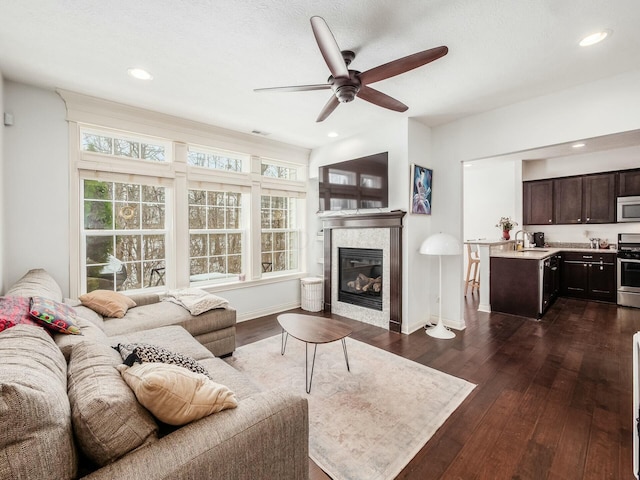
[235, 294, 640, 479]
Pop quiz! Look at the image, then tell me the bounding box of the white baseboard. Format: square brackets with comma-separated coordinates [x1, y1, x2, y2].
[429, 314, 466, 331]
[478, 303, 491, 313]
[236, 302, 302, 323]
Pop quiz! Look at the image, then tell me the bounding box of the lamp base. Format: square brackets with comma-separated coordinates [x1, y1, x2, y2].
[425, 322, 456, 339]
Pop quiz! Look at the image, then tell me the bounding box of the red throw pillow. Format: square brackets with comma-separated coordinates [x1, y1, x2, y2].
[0, 296, 40, 333]
[29, 296, 81, 335]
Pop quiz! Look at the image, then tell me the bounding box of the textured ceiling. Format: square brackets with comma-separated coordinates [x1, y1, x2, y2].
[1, 0, 640, 150]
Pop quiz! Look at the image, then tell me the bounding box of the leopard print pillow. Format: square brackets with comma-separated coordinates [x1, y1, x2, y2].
[114, 343, 212, 379]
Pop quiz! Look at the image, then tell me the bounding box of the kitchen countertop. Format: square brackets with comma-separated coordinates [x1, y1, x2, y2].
[491, 246, 617, 260]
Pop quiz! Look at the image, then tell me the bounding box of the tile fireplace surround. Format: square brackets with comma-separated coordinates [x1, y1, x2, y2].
[321, 211, 405, 332]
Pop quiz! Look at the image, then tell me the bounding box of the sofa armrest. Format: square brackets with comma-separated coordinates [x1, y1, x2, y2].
[127, 293, 161, 307]
[82, 389, 309, 480]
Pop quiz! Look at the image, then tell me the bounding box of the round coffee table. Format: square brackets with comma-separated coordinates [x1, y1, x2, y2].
[277, 313, 352, 393]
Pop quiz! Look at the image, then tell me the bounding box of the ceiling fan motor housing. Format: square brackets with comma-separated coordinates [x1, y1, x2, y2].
[330, 71, 361, 103]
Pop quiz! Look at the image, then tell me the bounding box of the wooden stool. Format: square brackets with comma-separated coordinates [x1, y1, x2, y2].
[464, 243, 480, 296]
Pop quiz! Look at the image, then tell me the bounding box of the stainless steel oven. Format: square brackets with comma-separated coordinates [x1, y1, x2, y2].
[618, 233, 640, 308]
[617, 196, 640, 223]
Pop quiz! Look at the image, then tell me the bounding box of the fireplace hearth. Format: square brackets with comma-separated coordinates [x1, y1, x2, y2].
[338, 247, 383, 311]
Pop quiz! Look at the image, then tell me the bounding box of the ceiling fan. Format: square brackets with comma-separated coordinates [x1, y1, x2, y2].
[254, 16, 448, 122]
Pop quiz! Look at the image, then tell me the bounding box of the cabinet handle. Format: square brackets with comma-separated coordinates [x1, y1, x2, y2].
[548, 219, 552, 223]
[586, 217, 590, 221]
[583, 255, 593, 259]
[578, 218, 581, 222]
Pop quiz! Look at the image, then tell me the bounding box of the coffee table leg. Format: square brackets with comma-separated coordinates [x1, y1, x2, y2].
[342, 338, 350, 372]
[306, 342, 318, 394]
[280, 329, 288, 355]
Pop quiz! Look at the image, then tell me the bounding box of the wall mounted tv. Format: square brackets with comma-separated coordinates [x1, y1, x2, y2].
[318, 152, 388, 212]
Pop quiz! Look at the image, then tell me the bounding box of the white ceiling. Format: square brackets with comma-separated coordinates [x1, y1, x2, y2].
[1, 0, 640, 150]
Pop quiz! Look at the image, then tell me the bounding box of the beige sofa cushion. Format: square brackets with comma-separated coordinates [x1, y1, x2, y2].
[68, 340, 158, 466]
[117, 362, 238, 426]
[5, 268, 63, 302]
[0, 325, 77, 480]
[55, 316, 109, 361]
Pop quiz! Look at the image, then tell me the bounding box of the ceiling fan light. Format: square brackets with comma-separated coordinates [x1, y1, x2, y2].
[579, 30, 610, 47]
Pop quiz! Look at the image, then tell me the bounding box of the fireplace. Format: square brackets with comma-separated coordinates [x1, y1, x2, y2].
[322, 211, 405, 332]
[338, 247, 383, 311]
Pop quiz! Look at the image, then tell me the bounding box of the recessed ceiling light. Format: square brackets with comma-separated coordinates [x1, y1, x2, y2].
[127, 68, 153, 80]
[572, 143, 586, 148]
[327, 132, 338, 138]
[579, 30, 610, 47]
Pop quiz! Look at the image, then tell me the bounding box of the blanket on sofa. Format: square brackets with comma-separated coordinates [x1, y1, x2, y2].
[163, 288, 229, 316]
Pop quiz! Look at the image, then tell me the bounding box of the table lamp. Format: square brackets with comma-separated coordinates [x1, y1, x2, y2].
[419, 232, 462, 339]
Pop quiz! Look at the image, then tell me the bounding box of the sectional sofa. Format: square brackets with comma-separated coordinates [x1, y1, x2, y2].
[0, 269, 309, 479]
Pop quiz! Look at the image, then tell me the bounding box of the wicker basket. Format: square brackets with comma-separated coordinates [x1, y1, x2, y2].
[300, 277, 323, 312]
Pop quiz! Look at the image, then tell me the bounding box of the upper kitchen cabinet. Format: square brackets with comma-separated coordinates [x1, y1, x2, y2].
[583, 173, 616, 223]
[553, 173, 615, 224]
[619, 169, 640, 196]
[523, 180, 554, 225]
[554, 176, 583, 224]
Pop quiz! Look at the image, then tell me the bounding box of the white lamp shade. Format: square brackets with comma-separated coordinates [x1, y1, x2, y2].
[419, 233, 461, 256]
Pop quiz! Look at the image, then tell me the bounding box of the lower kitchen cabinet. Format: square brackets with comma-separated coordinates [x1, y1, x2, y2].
[559, 252, 616, 303]
[490, 257, 547, 319]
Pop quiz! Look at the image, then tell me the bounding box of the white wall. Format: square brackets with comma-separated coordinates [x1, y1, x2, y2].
[0, 71, 4, 294]
[464, 160, 521, 241]
[308, 118, 437, 333]
[3, 81, 69, 294]
[432, 68, 640, 323]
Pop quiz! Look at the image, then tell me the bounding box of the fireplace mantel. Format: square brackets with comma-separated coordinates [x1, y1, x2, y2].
[321, 211, 406, 332]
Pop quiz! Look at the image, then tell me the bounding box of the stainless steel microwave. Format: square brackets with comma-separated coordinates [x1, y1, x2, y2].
[618, 196, 640, 222]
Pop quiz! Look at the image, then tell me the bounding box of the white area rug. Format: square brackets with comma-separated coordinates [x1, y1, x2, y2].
[225, 334, 475, 480]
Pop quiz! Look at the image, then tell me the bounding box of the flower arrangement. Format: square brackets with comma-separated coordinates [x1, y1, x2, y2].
[495, 216, 517, 231]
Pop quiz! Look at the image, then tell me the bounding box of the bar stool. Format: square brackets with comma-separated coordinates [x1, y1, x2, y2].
[464, 243, 480, 296]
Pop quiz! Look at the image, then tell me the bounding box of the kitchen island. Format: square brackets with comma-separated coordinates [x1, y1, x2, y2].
[490, 247, 616, 318]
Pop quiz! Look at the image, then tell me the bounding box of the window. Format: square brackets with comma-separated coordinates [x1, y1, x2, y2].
[83, 179, 167, 292]
[262, 159, 298, 180]
[188, 146, 247, 172]
[189, 189, 244, 284]
[81, 128, 168, 162]
[71, 119, 306, 296]
[261, 195, 299, 274]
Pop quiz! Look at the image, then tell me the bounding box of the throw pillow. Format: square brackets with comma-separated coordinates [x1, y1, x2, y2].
[29, 296, 81, 335]
[0, 296, 40, 333]
[117, 362, 238, 426]
[78, 290, 136, 318]
[114, 342, 212, 379]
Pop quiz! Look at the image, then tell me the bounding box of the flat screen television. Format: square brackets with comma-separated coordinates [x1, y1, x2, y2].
[318, 152, 388, 212]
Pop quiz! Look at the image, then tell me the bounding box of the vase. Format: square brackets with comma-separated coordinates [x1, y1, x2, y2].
[502, 230, 510, 240]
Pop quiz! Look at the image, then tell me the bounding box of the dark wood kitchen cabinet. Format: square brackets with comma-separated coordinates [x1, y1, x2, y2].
[560, 252, 616, 302]
[523, 180, 554, 225]
[553, 173, 615, 224]
[583, 173, 616, 223]
[619, 168, 640, 196]
[554, 176, 583, 224]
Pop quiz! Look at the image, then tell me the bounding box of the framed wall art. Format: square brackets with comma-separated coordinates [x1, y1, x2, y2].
[410, 164, 432, 215]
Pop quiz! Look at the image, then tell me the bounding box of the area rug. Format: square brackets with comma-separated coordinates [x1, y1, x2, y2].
[225, 335, 475, 480]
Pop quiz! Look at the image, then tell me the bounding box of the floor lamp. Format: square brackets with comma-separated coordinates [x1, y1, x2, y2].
[419, 232, 462, 339]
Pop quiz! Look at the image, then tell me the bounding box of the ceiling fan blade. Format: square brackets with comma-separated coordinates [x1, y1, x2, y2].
[357, 85, 408, 112]
[359, 46, 448, 85]
[310, 16, 349, 79]
[316, 95, 340, 122]
[254, 84, 331, 93]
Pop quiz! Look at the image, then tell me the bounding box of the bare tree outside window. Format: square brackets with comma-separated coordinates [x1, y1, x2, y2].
[83, 179, 166, 293]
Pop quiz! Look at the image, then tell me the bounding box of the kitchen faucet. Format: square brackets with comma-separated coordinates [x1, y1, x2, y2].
[514, 230, 524, 250]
